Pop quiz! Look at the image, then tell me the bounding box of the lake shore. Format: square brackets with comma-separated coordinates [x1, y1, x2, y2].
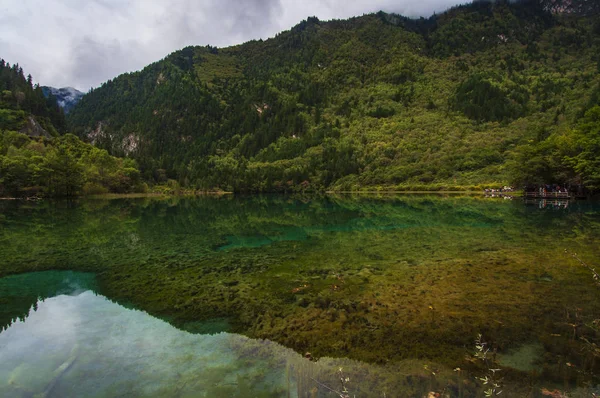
[0, 190, 234, 200]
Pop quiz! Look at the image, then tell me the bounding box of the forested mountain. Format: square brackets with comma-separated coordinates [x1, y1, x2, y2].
[68, 0, 600, 192]
[41, 86, 84, 114]
[0, 60, 143, 197]
[0, 60, 66, 136]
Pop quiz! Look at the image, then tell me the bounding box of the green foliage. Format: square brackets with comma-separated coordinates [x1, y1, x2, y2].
[451, 72, 529, 122]
[0, 109, 27, 131]
[65, 3, 600, 192]
[564, 106, 600, 190]
[508, 105, 600, 190]
[428, 0, 553, 57]
[0, 132, 142, 197]
[506, 137, 560, 186]
[0, 59, 65, 132]
[0, 61, 142, 197]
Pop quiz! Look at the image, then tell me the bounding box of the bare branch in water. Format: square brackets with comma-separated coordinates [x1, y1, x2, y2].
[310, 377, 344, 397]
[565, 249, 600, 285]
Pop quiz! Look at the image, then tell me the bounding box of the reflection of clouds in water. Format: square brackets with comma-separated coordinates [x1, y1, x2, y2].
[63, 276, 91, 296]
[1, 294, 79, 348]
[0, 292, 316, 397]
[0, 295, 81, 395]
[0, 291, 460, 397]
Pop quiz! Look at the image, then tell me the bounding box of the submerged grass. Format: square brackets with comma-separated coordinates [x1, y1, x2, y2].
[1, 194, 600, 393]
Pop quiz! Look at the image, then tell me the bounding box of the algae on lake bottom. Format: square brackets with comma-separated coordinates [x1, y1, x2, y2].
[1, 195, 599, 394]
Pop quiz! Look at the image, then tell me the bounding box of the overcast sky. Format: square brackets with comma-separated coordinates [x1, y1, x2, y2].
[0, 0, 465, 91]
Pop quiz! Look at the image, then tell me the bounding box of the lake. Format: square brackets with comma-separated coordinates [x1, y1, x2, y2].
[1, 195, 599, 397]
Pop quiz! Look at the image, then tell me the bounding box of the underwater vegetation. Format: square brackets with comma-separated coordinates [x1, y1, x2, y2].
[0, 279, 494, 398]
[1, 194, 600, 395]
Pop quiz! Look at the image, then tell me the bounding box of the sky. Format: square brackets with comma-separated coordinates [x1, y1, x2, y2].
[0, 0, 465, 91]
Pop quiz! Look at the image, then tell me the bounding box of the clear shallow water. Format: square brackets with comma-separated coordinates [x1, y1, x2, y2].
[0, 271, 469, 398]
[0, 273, 301, 397]
[1, 195, 600, 396]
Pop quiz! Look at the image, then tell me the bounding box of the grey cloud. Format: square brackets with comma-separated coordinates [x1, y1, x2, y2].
[164, 0, 284, 47]
[61, 0, 286, 89]
[210, 0, 283, 36]
[70, 36, 150, 91]
[0, 0, 465, 90]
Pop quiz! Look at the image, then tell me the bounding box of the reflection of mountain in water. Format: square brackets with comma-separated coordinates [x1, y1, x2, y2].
[2, 195, 596, 270]
[0, 271, 97, 331]
[0, 273, 472, 397]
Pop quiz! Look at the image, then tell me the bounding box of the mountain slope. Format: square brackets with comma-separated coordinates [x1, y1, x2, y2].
[68, 0, 600, 192]
[0, 60, 144, 197]
[0, 60, 66, 136]
[42, 86, 84, 114]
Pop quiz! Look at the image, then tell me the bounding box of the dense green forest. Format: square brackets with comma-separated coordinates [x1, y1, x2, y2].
[0, 59, 65, 135]
[66, 0, 600, 193]
[0, 60, 144, 197]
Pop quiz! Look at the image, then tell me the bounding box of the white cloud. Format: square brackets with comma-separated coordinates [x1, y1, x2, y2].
[0, 0, 464, 90]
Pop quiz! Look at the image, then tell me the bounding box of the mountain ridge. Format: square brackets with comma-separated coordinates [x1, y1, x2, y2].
[67, 0, 600, 192]
[0, 60, 144, 197]
[42, 86, 84, 114]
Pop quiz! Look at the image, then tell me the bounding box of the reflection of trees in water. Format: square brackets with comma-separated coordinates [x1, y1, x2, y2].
[516, 199, 600, 247]
[0, 271, 97, 331]
[2, 194, 599, 278]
